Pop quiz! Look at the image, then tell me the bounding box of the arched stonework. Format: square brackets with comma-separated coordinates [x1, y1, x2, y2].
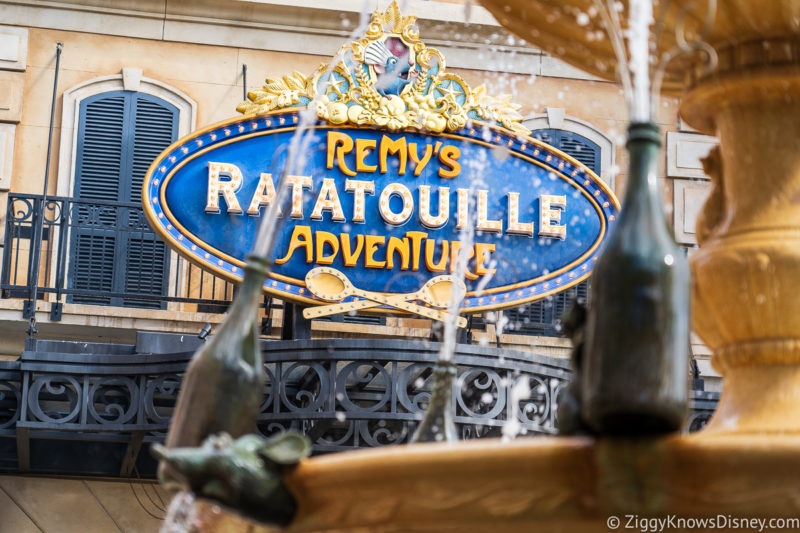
[56, 68, 196, 197]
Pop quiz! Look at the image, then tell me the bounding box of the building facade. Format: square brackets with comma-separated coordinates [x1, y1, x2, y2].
[0, 1, 719, 530]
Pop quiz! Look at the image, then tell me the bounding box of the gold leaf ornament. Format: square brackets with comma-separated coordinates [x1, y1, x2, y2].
[237, 71, 313, 115]
[236, 1, 531, 136]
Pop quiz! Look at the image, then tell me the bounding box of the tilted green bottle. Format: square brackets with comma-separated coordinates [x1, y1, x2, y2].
[165, 255, 268, 449]
[581, 122, 689, 435]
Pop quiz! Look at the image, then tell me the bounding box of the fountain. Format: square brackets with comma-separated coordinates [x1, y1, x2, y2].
[156, 1, 800, 531]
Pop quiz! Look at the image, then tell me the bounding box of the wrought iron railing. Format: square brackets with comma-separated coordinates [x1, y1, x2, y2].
[1, 193, 270, 319]
[258, 339, 571, 450]
[0, 336, 719, 476]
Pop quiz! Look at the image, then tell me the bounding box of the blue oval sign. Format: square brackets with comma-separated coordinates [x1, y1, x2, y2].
[143, 110, 618, 312]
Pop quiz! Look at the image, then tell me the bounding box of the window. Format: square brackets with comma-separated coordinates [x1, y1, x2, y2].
[68, 91, 178, 308]
[532, 128, 601, 173]
[315, 313, 387, 326]
[503, 128, 601, 336]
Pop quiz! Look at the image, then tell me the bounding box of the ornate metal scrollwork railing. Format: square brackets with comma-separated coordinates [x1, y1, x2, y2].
[13, 340, 188, 469]
[0, 362, 22, 435]
[254, 340, 571, 451]
[0, 336, 719, 476]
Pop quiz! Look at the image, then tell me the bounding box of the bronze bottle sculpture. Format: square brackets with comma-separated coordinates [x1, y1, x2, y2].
[164, 255, 269, 450]
[581, 122, 689, 434]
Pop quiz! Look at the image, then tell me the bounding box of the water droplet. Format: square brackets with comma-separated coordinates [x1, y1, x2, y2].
[491, 145, 510, 161]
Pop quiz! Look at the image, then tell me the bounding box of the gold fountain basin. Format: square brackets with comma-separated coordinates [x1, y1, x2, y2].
[170, 434, 800, 532]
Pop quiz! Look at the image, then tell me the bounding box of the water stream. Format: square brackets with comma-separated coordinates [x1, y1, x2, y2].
[628, 0, 654, 122]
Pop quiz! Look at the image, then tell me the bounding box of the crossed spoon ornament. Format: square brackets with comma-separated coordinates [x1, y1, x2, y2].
[303, 267, 468, 328]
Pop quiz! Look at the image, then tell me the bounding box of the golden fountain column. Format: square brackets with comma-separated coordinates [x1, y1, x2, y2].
[480, 0, 800, 435]
[682, 39, 800, 433]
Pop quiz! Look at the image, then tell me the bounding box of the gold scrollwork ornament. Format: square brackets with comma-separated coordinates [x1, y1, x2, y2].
[237, 1, 531, 136]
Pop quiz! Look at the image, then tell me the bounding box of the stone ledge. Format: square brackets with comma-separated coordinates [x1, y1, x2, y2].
[0, 298, 227, 356]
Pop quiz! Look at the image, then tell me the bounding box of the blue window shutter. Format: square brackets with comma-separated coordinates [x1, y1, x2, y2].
[121, 94, 178, 307]
[69, 93, 127, 305]
[74, 94, 126, 202]
[69, 91, 178, 308]
[69, 233, 116, 305]
[129, 94, 179, 203]
[532, 128, 601, 174]
[505, 129, 599, 336]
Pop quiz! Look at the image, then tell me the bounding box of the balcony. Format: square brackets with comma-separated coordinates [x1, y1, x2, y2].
[1, 193, 272, 350]
[0, 334, 718, 478]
